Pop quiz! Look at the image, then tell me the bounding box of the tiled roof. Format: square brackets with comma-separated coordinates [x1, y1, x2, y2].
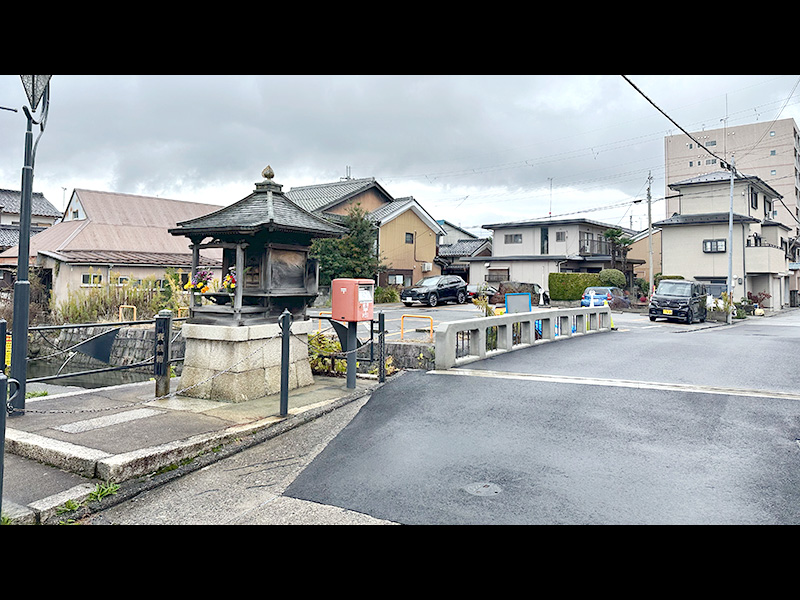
[368, 197, 413, 223]
[0, 188, 61, 217]
[438, 238, 491, 257]
[0, 224, 46, 248]
[39, 250, 220, 267]
[171, 179, 345, 238]
[286, 178, 385, 213]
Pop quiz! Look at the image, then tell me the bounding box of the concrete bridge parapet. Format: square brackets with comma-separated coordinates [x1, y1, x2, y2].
[434, 306, 613, 370]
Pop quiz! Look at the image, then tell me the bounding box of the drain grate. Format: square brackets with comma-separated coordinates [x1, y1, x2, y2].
[464, 482, 502, 496]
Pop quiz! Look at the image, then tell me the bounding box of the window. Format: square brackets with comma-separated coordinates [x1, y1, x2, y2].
[556, 231, 566, 242]
[750, 189, 758, 210]
[703, 239, 726, 253]
[541, 227, 549, 254]
[504, 234, 522, 244]
[707, 140, 716, 146]
[81, 273, 102, 286]
[405, 232, 414, 244]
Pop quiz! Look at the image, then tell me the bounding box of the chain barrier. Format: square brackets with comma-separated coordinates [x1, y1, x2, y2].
[6, 328, 376, 417]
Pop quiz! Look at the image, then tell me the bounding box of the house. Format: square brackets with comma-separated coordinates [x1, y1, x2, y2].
[664, 118, 800, 292]
[627, 227, 662, 289]
[654, 171, 790, 308]
[465, 217, 641, 291]
[285, 177, 445, 287]
[0, 188, 62, 228]
[0, 189, 223, 306]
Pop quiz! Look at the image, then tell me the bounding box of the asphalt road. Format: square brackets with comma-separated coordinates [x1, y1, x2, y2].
[83, 308, 800, 525]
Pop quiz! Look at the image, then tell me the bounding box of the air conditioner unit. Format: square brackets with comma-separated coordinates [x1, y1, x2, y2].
[422, 262, 432, 272]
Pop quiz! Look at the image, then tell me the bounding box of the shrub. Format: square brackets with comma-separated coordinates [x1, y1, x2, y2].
[374, 285, 400, 304]
[548, 272, 601, 301]
[598, 268, 626, 288]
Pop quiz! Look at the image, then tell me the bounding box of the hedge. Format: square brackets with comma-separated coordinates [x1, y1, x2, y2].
[548, 272, 602, 301]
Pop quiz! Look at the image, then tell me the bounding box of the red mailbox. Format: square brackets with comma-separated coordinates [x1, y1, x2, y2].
[331, 278, 374, 322]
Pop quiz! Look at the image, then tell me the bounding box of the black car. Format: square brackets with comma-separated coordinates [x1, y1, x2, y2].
[401, 275, 467, 307]
[649, 279, 707, 324]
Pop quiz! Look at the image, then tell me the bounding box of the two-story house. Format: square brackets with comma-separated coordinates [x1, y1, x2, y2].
[465, 217, 641, 291]
[286, 177, 445, 287]
[654, 171, 790, 308]
[435, 219, 492, 282]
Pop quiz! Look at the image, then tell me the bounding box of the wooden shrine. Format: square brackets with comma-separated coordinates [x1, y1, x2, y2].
[167, 166, 346, 402]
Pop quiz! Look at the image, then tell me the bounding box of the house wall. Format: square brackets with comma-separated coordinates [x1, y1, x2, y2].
[661, 223, 747, 281]
[39, 255, 220, 310]
[0, 212, 58, 228]
[379, 209, 440, 284]
[629, 230, 662, 282]
[325, 189, 388, 216]
[469, 259, 561, 290]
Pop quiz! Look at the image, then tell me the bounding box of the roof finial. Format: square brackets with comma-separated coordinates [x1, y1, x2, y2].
[262, 165, 274, 180]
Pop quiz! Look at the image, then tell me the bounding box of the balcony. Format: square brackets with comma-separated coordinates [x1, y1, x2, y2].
[745, 243, 788, 274]
[579, 239, 612, 255]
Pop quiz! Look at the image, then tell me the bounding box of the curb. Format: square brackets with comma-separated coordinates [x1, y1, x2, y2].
[5, 378, 387, 525]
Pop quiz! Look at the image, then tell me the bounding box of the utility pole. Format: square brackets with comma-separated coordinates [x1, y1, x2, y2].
[647, 172, 653, 297]
[727, 156, 735, 325]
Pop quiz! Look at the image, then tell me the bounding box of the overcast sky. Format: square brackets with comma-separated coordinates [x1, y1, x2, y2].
[1, 74, 799, 237]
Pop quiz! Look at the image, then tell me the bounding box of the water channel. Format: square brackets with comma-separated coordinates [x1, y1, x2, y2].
[26, 358, 154, 390]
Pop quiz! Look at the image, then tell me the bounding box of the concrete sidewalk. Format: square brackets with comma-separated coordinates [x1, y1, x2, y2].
[2, 374, 380, 525]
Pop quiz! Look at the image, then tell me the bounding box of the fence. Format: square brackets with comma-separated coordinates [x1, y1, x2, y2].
[25, 316, 186, 385]
[434, 305, 613, 370]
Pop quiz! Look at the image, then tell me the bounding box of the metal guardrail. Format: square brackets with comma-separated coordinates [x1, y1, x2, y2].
[401, 314, 433, 342]
[434, 306, 613, 370]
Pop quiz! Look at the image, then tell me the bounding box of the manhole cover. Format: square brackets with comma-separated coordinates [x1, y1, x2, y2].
[464, 482, 502, 496]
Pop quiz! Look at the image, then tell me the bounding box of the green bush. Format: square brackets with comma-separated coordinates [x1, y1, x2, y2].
[598, 268, 626, 288]
[548, 272, 602, 301]
[374, 285, 400, 303]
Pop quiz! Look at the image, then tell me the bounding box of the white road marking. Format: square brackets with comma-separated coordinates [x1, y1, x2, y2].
[429, 369, 800, 401]
[55, 408, 164, 434]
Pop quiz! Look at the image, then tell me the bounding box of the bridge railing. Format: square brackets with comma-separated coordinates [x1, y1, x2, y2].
[434, 306, 613, 370]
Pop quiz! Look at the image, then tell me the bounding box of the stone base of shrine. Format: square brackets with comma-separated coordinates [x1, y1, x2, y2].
[178, 320, 315, 403]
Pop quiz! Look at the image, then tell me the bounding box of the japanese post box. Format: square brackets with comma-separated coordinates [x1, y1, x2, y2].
[331, 278, 374, 322]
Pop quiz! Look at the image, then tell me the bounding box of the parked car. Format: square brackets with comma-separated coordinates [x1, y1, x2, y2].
[580, 286, 630, 308]
[401, 275, 467, 307]
[649, 279, 707, 324]
[466, 284, 498, 299]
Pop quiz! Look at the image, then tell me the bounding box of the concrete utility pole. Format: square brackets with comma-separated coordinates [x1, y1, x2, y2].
[647, 172, 653, 297]
[727, 156, 735, 325]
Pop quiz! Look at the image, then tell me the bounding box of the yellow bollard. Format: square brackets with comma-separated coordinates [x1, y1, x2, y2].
[604, 300, 615, 329]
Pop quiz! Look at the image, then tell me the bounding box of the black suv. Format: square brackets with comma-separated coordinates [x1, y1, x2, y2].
[401, 275, 467, 307]
[649, 280, 707, 324]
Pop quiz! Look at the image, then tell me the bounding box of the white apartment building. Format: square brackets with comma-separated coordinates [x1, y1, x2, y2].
[664, 118, 800, 291]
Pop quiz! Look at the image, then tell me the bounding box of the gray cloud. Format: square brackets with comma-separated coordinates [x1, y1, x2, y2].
[1, 74, 798, 234]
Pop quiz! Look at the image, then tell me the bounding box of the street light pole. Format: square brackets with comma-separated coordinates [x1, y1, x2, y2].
[9, 76, 50, 415]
